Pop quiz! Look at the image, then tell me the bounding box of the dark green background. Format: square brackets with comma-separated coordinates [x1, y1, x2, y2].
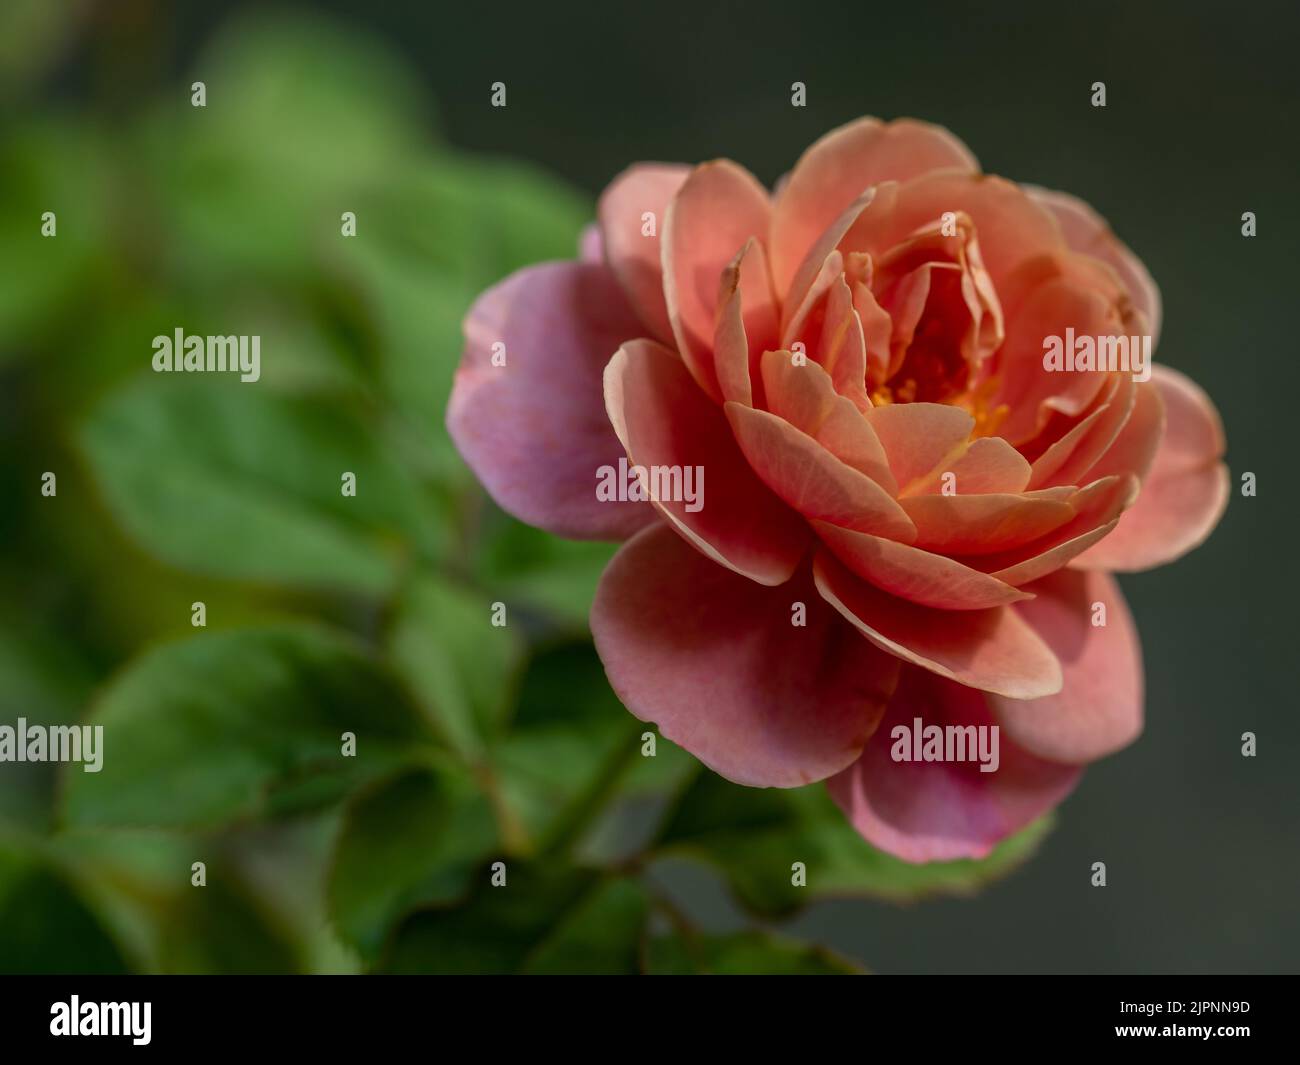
[17, 0, 1300, 972]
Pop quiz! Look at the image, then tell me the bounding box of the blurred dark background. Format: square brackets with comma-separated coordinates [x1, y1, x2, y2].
[10, 0, 1299, 973]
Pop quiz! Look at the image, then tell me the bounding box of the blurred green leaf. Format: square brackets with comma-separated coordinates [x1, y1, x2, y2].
[0, 837, 128, 974]
[656, 771, 1054, 917]
[225, 814, 363, 975]
[575, 734, 698, 865]
[49, 829, 203, 971]
[51, 818, 361, 975]
[387, 575, 524, 758]
[0, 119, 112, 349]
[471, 507, 618, 629]
[617, 732, 698, 797]
[144, 10, 433, 285]
[199, 11, 432, 180]
[328, 765, 499, 960]
[79, 374, 447, 594]
[63, 624, 435, 830]
[330, 236, 477, 487]
[492, 640, 640, 850]
[646, 929, 864, 975]
[378, 864, 649, 974]
[355, 157, 590, 295]
[0, 609, 97, 830]
[523, 876, 649, 974]
[336, 159, 590, 485]
[0, 0, 90, 96]
[156, 873, 300, 975]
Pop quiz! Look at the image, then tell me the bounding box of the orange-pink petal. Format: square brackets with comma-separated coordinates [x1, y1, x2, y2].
[1072, 366, 1228, 572]
[663, 160, 772, 401]
[813, 520, 1032, 610]
[827, 667, 1081, 862]
[989, 568, 1143, 764]
[604, 339, 808, 585]
[726, 402, 916, 541]
[448, 261, 658, 540]
[597, 163, 689, 344]
[1027, 184, 1162, 347]
[592, 524, 900, 788]
[813, 551, 1063, 699]
[770, 117, 979, 295]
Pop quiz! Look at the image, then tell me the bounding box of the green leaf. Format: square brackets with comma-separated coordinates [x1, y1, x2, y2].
[327, 765, 499, 960]
[492, 640, 640, 850]
[656, 770, 1054, 917]
[0, 837, 128, 974]
[575, 732, 698, 865]
[470, 507, 618, 629]
[332, 237, 478, 485]
[354, 157, 591, 297]
[0, 119, 112, 349]
[646, 929, 864, 975]
[0, 609, 96, 831]
[0, 0, 91, 96]
[335, 159, 590, 484]
[78, 374, 447, 594]
[523, 876, 649, 975]
[156, 873, 300, 975]
[386, 575, 524, 758]
[378, 864, 649, 974]
[198, 12, 431, 173]
[63, 624, 435, 830]
[51, 818, 361, 975]
[144, 10, 433, 285]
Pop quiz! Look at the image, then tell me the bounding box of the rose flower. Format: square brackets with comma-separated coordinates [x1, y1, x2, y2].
[448, 117, 1228, 861]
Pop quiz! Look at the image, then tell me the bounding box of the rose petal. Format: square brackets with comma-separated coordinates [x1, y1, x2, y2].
[1028, 374, 1135, 489]
[1080, 375, 1165, 485]
[1071, 467, 1229, 572]
[578, 223, 603, 262]
[761, 351, 896, 492]
[1072, 366, 1228, 571]
[899, 489, 1076, 555]
[925, 436, 1031, 495]
[1027, 184, 1162, 347]
[663, 160, 773, 401]
[780, 187, 878, 338]
[847, 171, 1065, 293]
[592, 524, 900, 788]
[827, 666, 1082, 862]
[989, 569, 1143, 763]
[853, 277, 894, 389]
[864, 402, 975, 494]
[812, 275, 871, 411]
[713, 238, 780, 407]
[813, 550, 1063, 698]
[813, 520, 1032, 610]
[993, 275, 1119, 444]
[963, 474, 1137, 585]
[1146, 365, 1227, 473]
[726, 402, 917, 541]
[604, 339, 808, 585]
[597, 163, 689, 343]
[449, 261, 658, 540]
[770, 117, 979, 295]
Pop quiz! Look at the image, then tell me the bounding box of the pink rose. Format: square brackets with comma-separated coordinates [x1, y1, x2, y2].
[448, 117, 1228, 861]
